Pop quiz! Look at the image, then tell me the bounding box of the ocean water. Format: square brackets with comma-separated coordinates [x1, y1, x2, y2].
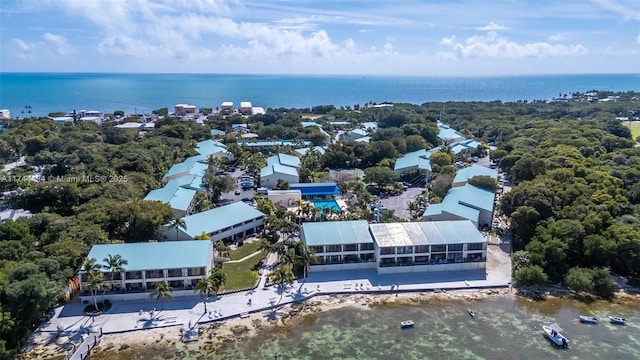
[0, 73, 639, 117]
[88, 296, 640, 360]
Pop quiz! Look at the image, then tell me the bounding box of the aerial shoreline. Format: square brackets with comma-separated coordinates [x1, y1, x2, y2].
[18, 287, 640, 360]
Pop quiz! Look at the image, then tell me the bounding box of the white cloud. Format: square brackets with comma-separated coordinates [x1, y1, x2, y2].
[10, 32, 74, 59]
[591, 0, 640, 21]
[439, 30, 588, 59]
[548, 33, 567, 42]
[476, 22, 505, 31]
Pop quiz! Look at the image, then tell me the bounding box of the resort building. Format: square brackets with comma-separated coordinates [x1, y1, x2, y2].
[161, 140, 232, 183]
[289, 182, 340, 200]
[393, 149, 435, 179]
[450, 139, 482, 156]
[239, 102, 252, 115]
[174, 104, 196, 115]
[301, 221, 376, 272]
[422, 184, 495, 227]
[0, 208, 33, 222]
[220, 102, 234, 115]
[0, 109, 10, 119]
[371, 221, 486, 274]
[260, 153, 301, 189]
[80, 240, 213, 302]
[437, 122, 466, 143]
[267, 189, 302, 208]
[238, 139, 312, 150]
[341, 128, 370, 142]
[144, 178, 199, 217]
[301, 220, 486, 274]
[452, 164, 498, 187]
[251, 107, 266, 116]
[165, 202, 265, 242]
[294, 146, 326, 157]
[114, 122, 155, 130]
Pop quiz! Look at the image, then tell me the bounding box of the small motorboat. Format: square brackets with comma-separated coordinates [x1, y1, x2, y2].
[609, 316, 626, 325]
[542, 324, 569, 347]
[400, 320, 414, 328]
[579, 315, 598, 324]
[468, 309, 475, 318]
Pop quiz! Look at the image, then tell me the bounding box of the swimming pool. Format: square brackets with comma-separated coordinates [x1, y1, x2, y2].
[312, 199, 341, 211]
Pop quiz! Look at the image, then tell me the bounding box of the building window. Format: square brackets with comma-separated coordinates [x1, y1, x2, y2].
[168, 280, 183, 288]
[360, 253, 374, 262]
[326, 255, 342, 264]
[380, 247, 395, 255]
[146, 270, 164, 279]
[467, 243, 484, 251]
[415, 245, 429, 254]
[380, 258, 396, 267]
[448, 243, 463, 252]
[431, 245, 446, 253]
[360, 243, 374, 251]
[344, 244, 357, 252]
[126, 271, 142, 280]
[344, 254, 358, 263]
[415, 256, 429, 264]
[326, 245, 342, 253]
[397, 246, 413, 254]
[398, 256, 412, 265]
[167, 269, 182, 278]
[447, 252, 463, 262]
[467, 253, 484, 262]
[310, 246, 324, 254]
[187, 267, 204, 277]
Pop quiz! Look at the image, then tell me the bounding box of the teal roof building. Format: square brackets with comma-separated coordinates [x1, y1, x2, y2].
[86, 240, 212, 273]
[167, 202, 265, 241]
[394, 149, 434, 175]
[453, 164, 498, 187]
[422, 184, 495, 227]
[260, 153, 300, 188]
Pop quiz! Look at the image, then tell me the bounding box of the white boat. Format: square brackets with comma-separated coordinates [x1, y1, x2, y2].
[579, 315, 598, 324]
[400, 320, 414, 328]
[609, 316, 626, 325]
[543, 324, 569, 347]
[468, 309, 475, 318]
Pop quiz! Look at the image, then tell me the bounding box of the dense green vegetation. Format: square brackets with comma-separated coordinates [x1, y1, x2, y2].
[0, 91, 638, 357]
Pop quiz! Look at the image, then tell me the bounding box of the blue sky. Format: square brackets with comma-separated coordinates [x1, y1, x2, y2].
[1, 0, 639, 75]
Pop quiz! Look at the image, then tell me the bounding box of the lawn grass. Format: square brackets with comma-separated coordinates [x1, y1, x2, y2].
[623, 122, 640, 142]
[220, 252, 263, 291]
[228, 240, 263, 260]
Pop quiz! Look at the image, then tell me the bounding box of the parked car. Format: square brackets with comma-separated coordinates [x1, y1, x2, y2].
[256, 187, 268, 195]
[235, 189, 241, 195]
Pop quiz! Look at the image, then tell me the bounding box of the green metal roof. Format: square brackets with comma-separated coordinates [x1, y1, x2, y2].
[370, 221, 485, 247]
[177, 202, 265, 238]
[301, 220, 373, 246]
[85, 240, 211, 272]
[453, 164, 498, 184]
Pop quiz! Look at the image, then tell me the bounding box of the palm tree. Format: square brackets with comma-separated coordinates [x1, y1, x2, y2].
[206, 154, 223, 173]
[269, 266, 294, 290]
[215, 241, 230, 263]
[281, 248, 297, 273]
[103, 254, 128, 294]
[194, 277, 215, 314]
[209, 267, 227, 294]
[296, 244, 319, 279]
[149, 281, 173, 310]
[88, 271, 104, 311]
[168, 217, 187, 240]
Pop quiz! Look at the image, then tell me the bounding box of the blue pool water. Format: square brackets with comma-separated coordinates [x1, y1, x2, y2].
[312, 200, 340, 211]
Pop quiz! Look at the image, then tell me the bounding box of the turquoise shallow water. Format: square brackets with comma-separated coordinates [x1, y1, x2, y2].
[1, 73, 639, 117]
[90, 295, 640, 360]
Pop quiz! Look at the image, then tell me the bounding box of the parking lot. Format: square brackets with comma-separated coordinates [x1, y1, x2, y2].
[219, 168, 256, 204]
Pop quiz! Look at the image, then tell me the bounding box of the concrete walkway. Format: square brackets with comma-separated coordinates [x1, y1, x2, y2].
[34, 247, 510, 353]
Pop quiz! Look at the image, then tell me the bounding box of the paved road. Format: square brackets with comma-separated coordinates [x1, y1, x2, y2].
[378, 187, 425, 220]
